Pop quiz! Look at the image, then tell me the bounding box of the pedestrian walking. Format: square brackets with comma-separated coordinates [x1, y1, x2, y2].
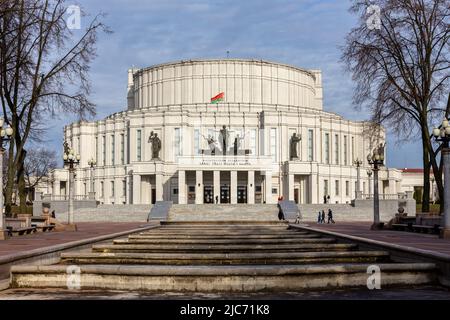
[328, 209, 335, 224]
[317, 211, 322, 224]
[321, 210, 326, 224]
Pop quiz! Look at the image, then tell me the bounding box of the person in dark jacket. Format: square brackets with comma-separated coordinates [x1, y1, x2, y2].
[277, 204, 285, 221]
[317, 211, 322, 224]
[321, 210, 326, 223]
[328, 209, 335, 224]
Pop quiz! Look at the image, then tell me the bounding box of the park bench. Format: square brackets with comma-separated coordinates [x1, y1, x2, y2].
[392, 223, 413, 231]
[9, 227, 37, 236]
[411, 224, 441, 235]
[34, 224, 56, 233]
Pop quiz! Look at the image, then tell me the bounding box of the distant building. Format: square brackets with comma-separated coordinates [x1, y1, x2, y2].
[47, 59, 405, 205]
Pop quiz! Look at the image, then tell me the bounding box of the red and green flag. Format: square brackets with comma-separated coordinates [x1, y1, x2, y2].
[211, 92, 224, 104]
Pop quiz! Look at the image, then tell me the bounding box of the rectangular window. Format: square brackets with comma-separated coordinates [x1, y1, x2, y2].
[363, 182, 366, 194]
[324, 180, 329, 197]
[344, 135, 348, 165]
[346, 181, 350, 196]
[111, 181, 115, 197]
[102, 135, 106, 166]
[174, 128, 181, 157]
[272, 188, 278, 195]
[122, 180, 126, 197]
[136, 130, 142, 162]
[250, 129, 257, 156]
[194, 129, 200, 155]
[352, 136, 355, 163]
[335, 180, 340, 196]
[95, 137, 98, 163]
[120, 134, 125, 165]
[77, 137, 80, 155]
[100, 181, 104, 198]
[111, 135, 115, 166]
[334, 134, 339, 165]
[307, 129, 314, 162]
[270, 128, 277, 162]
[324, 133, 330, 164]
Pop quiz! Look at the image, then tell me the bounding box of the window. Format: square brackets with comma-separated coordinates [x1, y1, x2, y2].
[272, 188, 278, 194]
[334, 134, 339, 165]
[111, 181, 115, 197]
[194, 129, 200, 155]
[111, 135, 115, 165]
[84, 183, 87, 195]
[344, 135, 348, 165]
[77, 137, 80, 154]
[307, 129, 314, 161]
[324, 180, 329, 196]
[346, 181, 350, 196]
[120, 134, 125, 165]
[250, 129, 257, 155]
[100, 181, 104, 198]
[122, 180, 126, 197]
[95, 137, 98, 164]
[352, 136, 355, 163]
[136, 130, 142, 161]
[173, 188, 179, 195]
[102, 135, 106, 166]
[363, 182, 366, 194]
[270, 128, 277, 162]
[324, 133, 330, 164]
[335, 180, 340, 196]
[174, 128, 181, 157]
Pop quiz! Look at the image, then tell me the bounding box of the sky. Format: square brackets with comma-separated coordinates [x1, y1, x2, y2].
[44, 0, 423, 168]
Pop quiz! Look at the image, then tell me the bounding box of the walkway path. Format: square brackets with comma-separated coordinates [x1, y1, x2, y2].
[304, 221, 450, 256]
[0, 222, 151, 258]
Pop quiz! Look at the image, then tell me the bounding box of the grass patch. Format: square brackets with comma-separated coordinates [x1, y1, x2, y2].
[416, 204, 441, 215]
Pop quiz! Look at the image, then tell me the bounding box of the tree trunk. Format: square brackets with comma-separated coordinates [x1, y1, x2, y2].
[17, 149, 27, 214]
[421, 135, 430, 213]
[4, 138, 16, 217]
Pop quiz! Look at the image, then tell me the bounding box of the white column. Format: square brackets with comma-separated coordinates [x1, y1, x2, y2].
[310, 174, 318, 204]
[247, 171, 255, 204]
[195, 170, 203, 204]
[178, 170, 186, 204]
[132, 174, 141, 204]
[156, 174, 163, 201]
[265, 171, 273, 204]
[288, 174, 295, 201]
[213, 170, 220, 204]
[231, 171, 237, 204]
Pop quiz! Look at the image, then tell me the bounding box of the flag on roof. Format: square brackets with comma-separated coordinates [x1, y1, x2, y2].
[211, 92, 224, 104]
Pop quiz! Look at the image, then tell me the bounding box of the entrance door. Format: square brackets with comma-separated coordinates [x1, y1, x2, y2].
[294, 188, 299, 204]
[151, 189, 156, 204]
[220, 186, 230, 204]
[204, 186, 214, 204]
[237, 186, 247, 204]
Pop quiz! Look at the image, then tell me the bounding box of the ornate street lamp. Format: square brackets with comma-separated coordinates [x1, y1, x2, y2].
[88, 158, 96, 195]
[432, 118, 450, 239]
[367, 145, 385, 230]
[63, 146, 80, 226]
[353, 158, 363, 199]
[0, 119, 13, 240]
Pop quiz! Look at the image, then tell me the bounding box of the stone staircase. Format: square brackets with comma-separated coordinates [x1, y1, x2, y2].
[168, 204, 279, 221]
[9, 221, 437, 292]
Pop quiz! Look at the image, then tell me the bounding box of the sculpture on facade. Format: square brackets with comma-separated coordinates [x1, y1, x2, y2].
[63, 141, 70, 155]
[218, 125, 230, 155]
[202, 134, 219, 155]
[290, 133, 301, 160]
[233, 134, 245, 156]
[148, 131, 162, 160]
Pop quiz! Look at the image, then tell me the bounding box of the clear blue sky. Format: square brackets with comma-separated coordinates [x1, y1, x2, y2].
[45, 0, 423, 168]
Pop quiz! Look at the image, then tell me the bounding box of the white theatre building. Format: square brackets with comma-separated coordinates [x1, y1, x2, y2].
[49, 59, 403, 205]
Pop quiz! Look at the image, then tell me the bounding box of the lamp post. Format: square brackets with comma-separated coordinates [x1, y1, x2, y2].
[367, 169, 373, 197]
[88, 158, 96, 197]
[432, 118, 450, 239]
[63, 146, 80, 226]
[0, 119, 13, 240]
[367, 146, 385, 230]
[354, 158, 363, 199]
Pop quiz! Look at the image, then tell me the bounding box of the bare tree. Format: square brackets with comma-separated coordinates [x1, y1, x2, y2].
[342, 0, 450, 213]
[0, 0, 109, 214]
[24, 148, 57, 196]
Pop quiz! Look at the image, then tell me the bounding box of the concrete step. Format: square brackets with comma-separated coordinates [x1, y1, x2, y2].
[160, 221, 288, 226]
[128, 233, 314, 240]
[59, 251, 390, 265]
[10, 263, 437, 292]
[132, 232, 320, 238]
[92, 241, 341, 253]
[114, 237, 328, 245]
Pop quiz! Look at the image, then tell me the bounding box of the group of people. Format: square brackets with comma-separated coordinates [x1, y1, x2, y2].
[318, 209, 335, 224]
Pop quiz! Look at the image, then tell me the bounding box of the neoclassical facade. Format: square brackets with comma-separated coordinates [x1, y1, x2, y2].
[49, 59, 402, 205]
